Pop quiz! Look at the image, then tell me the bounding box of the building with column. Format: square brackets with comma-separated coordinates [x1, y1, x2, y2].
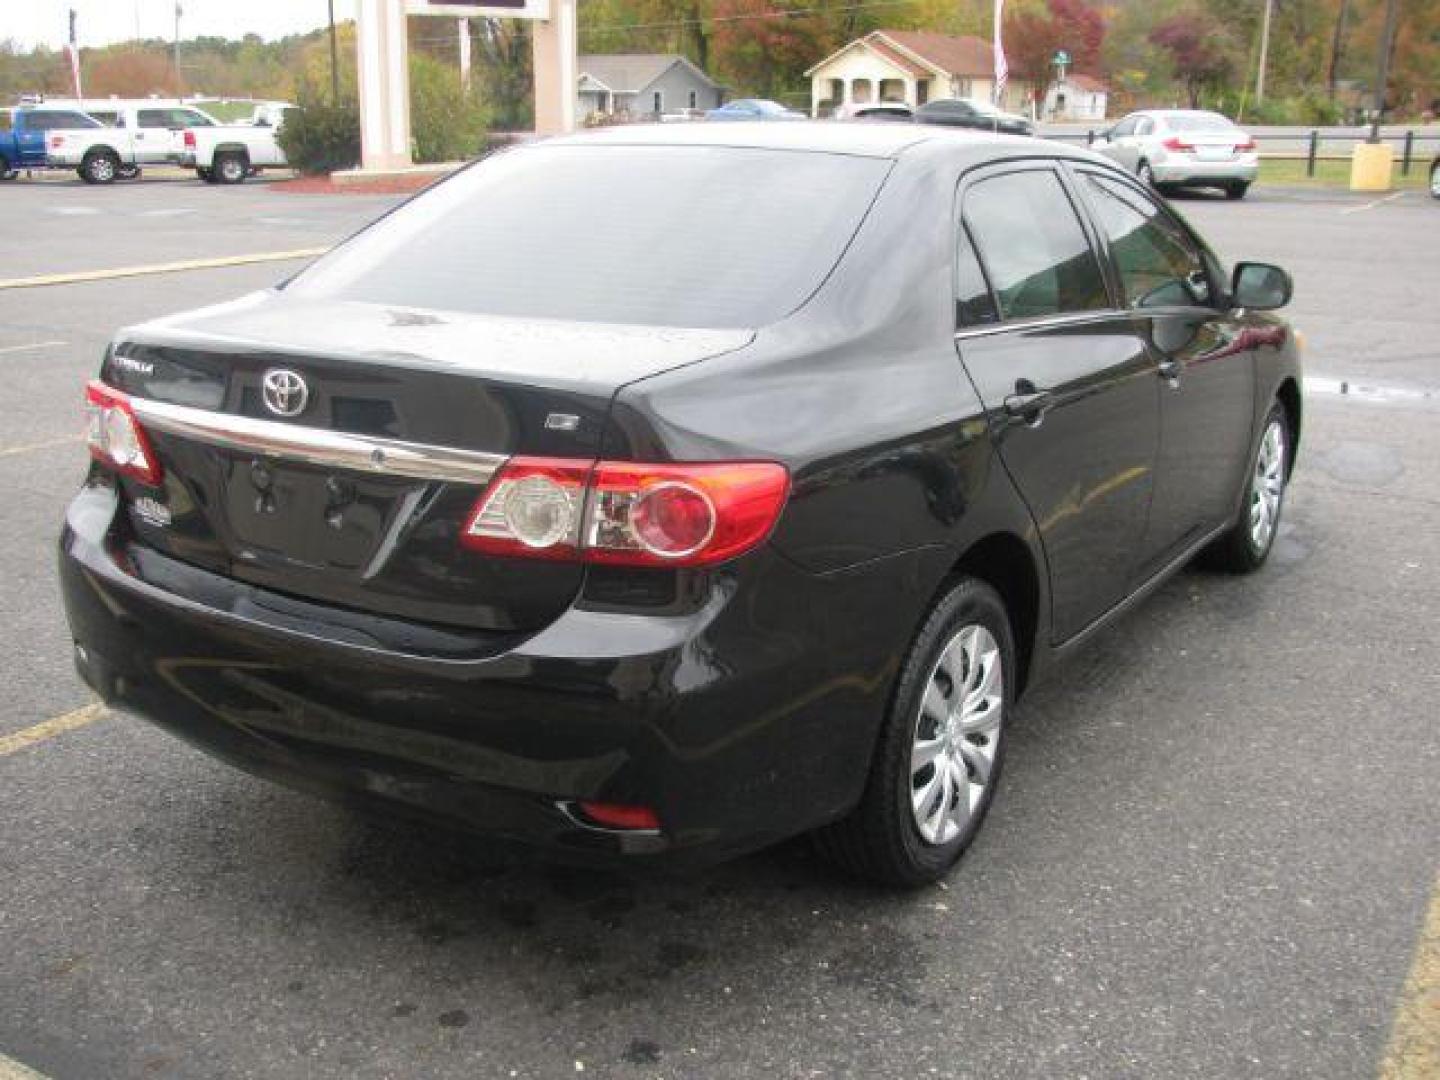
[805, 30, 1033, 118]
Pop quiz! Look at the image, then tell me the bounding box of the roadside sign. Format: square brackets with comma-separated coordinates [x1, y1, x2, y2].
[403, 0, 551, 18]
[1053, 50, 1071, 65]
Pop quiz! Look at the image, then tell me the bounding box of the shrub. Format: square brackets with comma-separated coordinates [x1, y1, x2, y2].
[409, 52, 487, 164]
[277, 94, 360, 175]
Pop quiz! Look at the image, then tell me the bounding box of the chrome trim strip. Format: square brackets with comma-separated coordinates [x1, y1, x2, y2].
[953, 310, 1127, 343]
[129, 396, 507, 486]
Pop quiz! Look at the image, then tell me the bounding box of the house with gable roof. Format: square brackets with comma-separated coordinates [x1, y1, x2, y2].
[804, 29, 1035, 117]
[577, 54, 725, 121]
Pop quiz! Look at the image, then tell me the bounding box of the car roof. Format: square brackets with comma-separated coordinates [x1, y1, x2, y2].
[542, 120, 1056, 161]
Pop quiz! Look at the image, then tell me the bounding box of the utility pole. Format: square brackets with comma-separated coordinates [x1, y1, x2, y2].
[1255, 0, 1274, 103]
[458, 19, 472, 94]
[1369, 0, 1401, 141]
[1326, 0, 1350, 101]
[328, 0, 342, 104]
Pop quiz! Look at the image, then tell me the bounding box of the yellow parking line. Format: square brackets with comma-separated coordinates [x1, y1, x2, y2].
[0, 248, 329, 290]
[0, 704, 106, 758]
[1380, 874, 1440, 1079]
[0, 434, 82, 459]
[0, 1051, 50, 1079]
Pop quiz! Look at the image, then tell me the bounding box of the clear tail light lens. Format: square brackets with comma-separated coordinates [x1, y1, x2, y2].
[462, 457, 788, 568]
[85, 380, 162, 486]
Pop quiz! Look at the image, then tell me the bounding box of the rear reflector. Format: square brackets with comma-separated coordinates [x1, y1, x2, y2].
[577, 801, 661, 831]
[462, 457, 788, 568]
[84, 380, 162, 487]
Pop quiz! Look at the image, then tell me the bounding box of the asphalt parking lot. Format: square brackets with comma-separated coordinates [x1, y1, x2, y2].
[1, 174, 1437, 1080]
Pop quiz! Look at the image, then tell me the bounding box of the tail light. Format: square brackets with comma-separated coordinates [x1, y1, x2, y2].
[183, 129, 196, 149]
[462, 457, 789, 568]
[49, 134, 64, 150]
[1162, 137, 1195, 152]
[576, 801, 661, 831]
[1236, 137, 1257, 152]
[84, 381, 162, 487]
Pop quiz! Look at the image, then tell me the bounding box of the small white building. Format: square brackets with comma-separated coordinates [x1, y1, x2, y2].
[805, 30, 1034, 117]
[1044, 74, 1109, 122]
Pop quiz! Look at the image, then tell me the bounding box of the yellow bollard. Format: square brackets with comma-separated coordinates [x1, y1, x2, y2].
[1350, 142, 1395, 192]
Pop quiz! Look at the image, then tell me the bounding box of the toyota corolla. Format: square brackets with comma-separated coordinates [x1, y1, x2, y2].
[60, 124, 1300, 885]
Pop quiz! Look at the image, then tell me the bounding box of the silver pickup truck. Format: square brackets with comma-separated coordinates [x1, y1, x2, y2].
[182, 103, 297, 184]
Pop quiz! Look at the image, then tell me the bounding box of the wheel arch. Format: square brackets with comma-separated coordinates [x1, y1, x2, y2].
[948, 531, 1041, 698]
[1275, 376, 1301, 476]
[213, 143, 250, 159]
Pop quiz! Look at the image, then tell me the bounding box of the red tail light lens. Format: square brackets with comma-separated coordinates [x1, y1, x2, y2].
[462, 457, 788, 567]
[84, 380, 162, 487]
[576, 801, 661, 831]
[183, 129, 196, 149]
[1236, 138, 1257, 151]
[1162, 137, 1194, 152]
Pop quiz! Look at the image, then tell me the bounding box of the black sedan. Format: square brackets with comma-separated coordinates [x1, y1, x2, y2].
[61, 123, 1300, 886]
[916, 97, 1034, 136]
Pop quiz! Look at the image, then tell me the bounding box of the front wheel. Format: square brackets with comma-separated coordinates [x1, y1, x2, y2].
[814, 577, 1014, 886]
[1203, 401, 1289, 572]
[0, 154, 16, 181]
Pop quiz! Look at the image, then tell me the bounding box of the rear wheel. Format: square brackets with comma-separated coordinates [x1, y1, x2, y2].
[1203, 401, 1289, 572]
[214, 152, 248, 185]
[814, 576, 1013, 887]
[1225, 181, 1250, 200]
[80, 150, 119, 185]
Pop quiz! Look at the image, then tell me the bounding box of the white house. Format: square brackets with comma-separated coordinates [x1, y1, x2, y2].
[1043, 74, 1109, 121]
[805, 30, 1034, 117]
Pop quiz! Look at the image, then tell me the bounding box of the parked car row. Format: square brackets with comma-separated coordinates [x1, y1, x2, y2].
[0, 100, 294, 185]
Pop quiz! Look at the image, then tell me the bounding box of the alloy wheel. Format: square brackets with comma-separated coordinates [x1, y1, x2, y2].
[910, 624, 1003, 846]
[1249, 418, 1286, 551]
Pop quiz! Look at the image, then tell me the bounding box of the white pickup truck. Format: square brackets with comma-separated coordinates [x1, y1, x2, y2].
[182, 103, 298, 184]
[45, 103, 223, 184]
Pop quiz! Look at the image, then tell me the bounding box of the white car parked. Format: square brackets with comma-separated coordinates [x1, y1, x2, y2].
[183, 102, 297, 184]
[46, 103, 223, 184]
[1093, 110, 1259, 200]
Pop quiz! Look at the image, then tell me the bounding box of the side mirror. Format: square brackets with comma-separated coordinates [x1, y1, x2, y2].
[1231, 262, 1292, 311]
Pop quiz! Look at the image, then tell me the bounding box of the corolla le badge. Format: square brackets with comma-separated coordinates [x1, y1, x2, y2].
[261, 368, 309, 418]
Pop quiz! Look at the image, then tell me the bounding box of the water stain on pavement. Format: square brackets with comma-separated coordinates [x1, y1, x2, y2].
[1313, 441, 1404, 486]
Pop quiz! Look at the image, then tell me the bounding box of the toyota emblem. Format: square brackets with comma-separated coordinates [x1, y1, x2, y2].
[261, 369, 309, 418]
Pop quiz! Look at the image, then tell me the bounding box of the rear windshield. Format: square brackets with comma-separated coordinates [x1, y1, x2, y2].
[1165, 114, 1237, 133]
[286, 145, 891, 328]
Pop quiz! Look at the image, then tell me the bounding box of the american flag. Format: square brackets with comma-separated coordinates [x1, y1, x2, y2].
[65, 8, 84, 100]
[993, 0, 1008, 105]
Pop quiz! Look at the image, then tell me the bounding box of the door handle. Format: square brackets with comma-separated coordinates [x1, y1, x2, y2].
[1002, 387, 1054, 425]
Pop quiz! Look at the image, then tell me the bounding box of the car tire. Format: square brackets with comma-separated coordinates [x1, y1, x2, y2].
[214, 152, 248, 185]
[1202, 401, 1290, 573]
[1137, 160, 1156, 187]
[117, 165, 141, 181]
[196, 167, 215, 183]
[1430, 161, 1440, 200]
[0, 154, 16, 181]
[1225, 181, 1250, 200]
[814, 576, 1014, 887]
[80, 150, 120, 185]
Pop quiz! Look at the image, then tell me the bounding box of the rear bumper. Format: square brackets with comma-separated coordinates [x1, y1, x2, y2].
[60, 480, 930, 867]
[1152, 155, 1259, 185]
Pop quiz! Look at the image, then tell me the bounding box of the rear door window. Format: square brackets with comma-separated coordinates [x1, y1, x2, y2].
[138, 110, 170, 129]
[1080, 174, 1212, 308]
[962, 169, 1110, 321]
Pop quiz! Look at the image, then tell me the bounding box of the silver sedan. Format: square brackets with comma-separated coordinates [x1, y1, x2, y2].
[1093, 110, 1259, 199]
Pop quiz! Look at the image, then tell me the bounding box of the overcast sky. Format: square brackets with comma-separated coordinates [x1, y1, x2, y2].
[6, 1, 359, 50]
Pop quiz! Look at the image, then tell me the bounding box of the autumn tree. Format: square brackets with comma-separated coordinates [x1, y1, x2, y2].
[1149, 9, 1237, 109]
[1005, 0, 1105, 109]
